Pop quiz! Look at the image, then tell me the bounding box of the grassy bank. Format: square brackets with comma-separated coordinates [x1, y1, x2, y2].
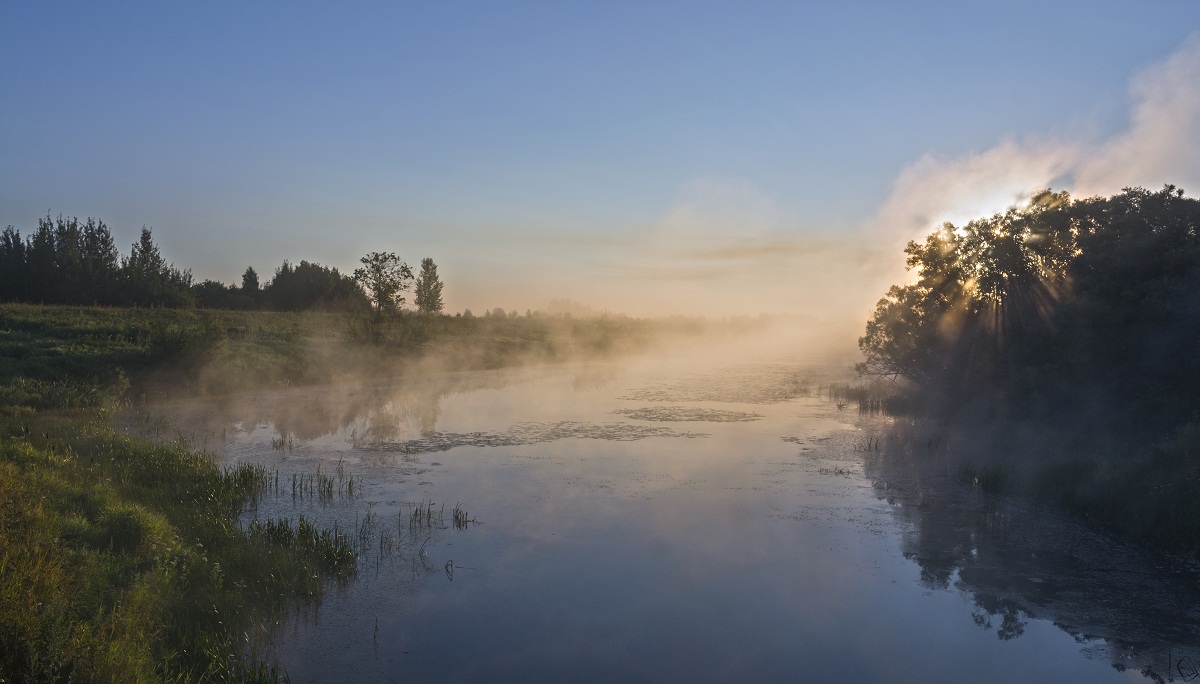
[0, 303, 716, 396]
[0, 303, 726, 681]
[0, 386, 360, 681]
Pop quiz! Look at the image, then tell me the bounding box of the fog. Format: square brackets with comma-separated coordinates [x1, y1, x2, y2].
[442, 34, 1200, 332]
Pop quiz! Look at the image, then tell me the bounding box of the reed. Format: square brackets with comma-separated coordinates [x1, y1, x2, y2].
[451, 502, 478, 529]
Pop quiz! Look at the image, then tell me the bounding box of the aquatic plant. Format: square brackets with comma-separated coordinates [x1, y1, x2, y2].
[451, 503, 478, 530]
[408, 500, 444, 532]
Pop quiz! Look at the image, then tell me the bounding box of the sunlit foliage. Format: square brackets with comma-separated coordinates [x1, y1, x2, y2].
[860, 185, 1200, 432]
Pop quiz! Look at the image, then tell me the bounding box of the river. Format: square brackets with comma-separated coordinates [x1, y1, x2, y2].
[152, 348, 1200, 683]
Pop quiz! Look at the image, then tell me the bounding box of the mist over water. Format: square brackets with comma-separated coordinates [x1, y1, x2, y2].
[148, 335, 1199, 683]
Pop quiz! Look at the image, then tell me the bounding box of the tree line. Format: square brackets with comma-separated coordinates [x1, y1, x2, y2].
[0, 214, 444, 314]
[859, 185, 1200, 436]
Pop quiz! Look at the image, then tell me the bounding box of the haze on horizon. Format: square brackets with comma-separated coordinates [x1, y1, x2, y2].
[3, 2, 1199, 327]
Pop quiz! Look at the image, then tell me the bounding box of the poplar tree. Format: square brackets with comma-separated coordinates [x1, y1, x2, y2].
[414, 257, 444, 314]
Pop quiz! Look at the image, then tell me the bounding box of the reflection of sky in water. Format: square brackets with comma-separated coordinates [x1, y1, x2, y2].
[153, 357, 1185, 683]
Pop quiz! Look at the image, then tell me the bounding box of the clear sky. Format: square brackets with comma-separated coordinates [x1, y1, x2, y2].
[3, 1, 1199, 321]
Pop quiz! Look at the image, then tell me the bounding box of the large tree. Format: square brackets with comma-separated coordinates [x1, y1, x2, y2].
[413, 257, 444, 314]
[859, 185, 1200, 430]
[353, 252, 413, 318]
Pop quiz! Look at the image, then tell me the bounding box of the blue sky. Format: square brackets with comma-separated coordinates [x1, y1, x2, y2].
[3, 2, 1199, 318]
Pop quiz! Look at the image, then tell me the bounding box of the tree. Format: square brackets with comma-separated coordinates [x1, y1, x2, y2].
[24, 218, 57, 303]
[413, 257, 444, 314]
[50, 215, 83, 303]
[264, 260, 366, 312]
[80, 218, 120, 304]
[353, 252, 413, 319]
[859, 185, 1200, 429]
[0, 227, 26, 301]
[241, 266, 260, 293]
[858, 191, 1076, 386]
[121, 227, 194, 307]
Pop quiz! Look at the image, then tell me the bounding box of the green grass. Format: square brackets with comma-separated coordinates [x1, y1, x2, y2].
[0, 403, 360, 682]
[1, 304, 714, 397]
[0, 306, 365, 682]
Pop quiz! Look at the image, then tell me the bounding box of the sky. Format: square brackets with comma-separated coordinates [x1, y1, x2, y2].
[3, 1, 1199, 323]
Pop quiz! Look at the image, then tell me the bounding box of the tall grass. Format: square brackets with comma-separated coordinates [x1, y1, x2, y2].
[826, 381, 910, 416]
[0, 404, 356, 682]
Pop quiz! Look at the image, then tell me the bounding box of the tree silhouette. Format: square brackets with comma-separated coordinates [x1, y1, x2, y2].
[121, 227, 193, 307]
[414, 257, 444, 314]
[0, 226, 27, 301]
[353, 252, 413, 319]
[80, 218, 120, 304]
[264, 260, 365, 312]
[241, 266, 259, 293]
[859, 185, 1200, 431]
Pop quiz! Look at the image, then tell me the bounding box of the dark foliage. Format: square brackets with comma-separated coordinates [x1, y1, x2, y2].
[414, 257, 444, 314]
[193, 260, 369, 312]
[263, 259, 368, 312]
[0, 215, 192, 308]
[192, 279, 257, 310]
[861, 186, 1200, 555]
[860, 185, 1200, 435]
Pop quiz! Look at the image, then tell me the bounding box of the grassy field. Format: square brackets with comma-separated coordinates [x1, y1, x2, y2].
[0, 304, 713, 394]
[0, 303, 725, 682]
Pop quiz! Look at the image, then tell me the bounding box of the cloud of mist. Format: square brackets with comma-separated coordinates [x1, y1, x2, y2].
[1074, 35, 1200, 196]
[871, 34, 1200, 251]
[450, 34, 1200, 358]
[871, 140, 1079, 246]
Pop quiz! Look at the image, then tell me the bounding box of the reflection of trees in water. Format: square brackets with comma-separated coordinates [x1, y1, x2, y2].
[862, 420, 1200, 677]
[150, 371, 526, 445]
[263, 392, 384, 441]
[970, 594, 1027, 641]
[349, 392, 442, 447]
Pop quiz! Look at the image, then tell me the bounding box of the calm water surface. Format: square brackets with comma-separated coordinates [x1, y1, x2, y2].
[156, 351, 1199, 683]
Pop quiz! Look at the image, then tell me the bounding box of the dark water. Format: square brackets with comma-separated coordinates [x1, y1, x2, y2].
[154, 353, 1200, 683]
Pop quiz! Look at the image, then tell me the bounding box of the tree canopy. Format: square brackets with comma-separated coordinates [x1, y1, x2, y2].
[859, 185, 1200, 433]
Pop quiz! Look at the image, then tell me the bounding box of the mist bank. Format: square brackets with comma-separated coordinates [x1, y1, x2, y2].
[857, 185, 1200, 557]
[0, 303, 820, 401]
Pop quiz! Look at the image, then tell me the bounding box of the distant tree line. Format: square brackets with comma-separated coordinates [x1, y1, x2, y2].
[1, 214, 446, 314]
[192, 261, 368, 312]
[1, 215, 193, 307]
[859, 185, 1200, 435]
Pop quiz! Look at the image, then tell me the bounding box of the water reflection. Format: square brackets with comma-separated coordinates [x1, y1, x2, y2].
[863, 419, 1200, 680]
[147, 367, 546, 446]
[144, 359, 1200, 683]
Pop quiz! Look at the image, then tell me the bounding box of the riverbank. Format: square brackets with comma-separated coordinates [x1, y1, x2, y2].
[0, 303, 726, 681]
